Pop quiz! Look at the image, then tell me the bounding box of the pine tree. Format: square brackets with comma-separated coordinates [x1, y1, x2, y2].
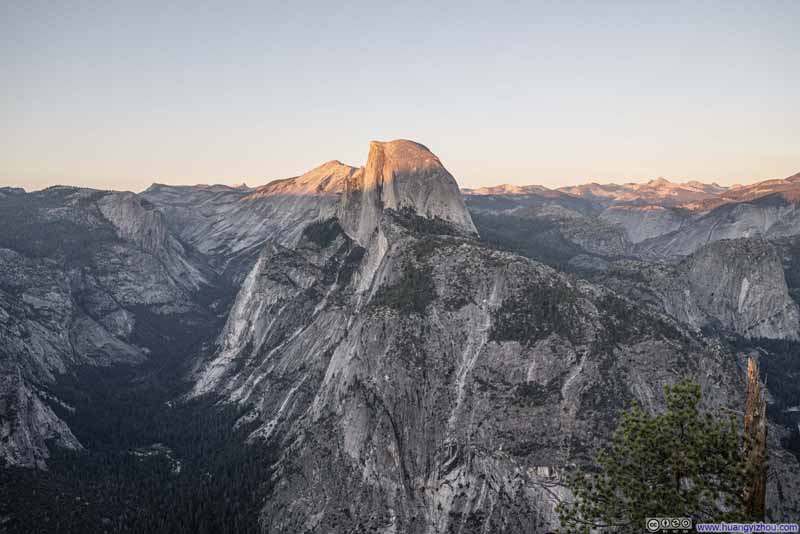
[557, 379, 748, 533]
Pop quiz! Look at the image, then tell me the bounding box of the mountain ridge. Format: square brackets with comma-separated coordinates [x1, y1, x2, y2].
[180, 142, 800, 530]
[3, 142, 800, 530]
[462, 171, 800, 212]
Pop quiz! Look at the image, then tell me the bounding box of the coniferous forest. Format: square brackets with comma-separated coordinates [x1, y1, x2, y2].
[1, 342, 277, 534]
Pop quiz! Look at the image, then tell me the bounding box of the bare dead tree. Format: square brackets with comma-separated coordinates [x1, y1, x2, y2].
[743, 356, 767, 520]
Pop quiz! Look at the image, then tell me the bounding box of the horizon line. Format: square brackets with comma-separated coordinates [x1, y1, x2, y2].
[5, 168, 800, 196]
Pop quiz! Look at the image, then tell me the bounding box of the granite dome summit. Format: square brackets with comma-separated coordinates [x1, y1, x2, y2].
[338, 139, 477, 244]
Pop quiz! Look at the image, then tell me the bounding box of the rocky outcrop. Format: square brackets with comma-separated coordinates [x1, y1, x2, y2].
[97, 193, 211, 290]
[593, 239, 800, 341]
[194, 139, 477, 396]
[600, 205, 691, 243]
[0, 186, 221, 467]
[636, 198, 800, 259]
[0, 366, 82, 469]
[143, 161, 359, 282]
[0, 246, 146, 383]
[0, 243, 144, 467]
[339, 140, 477, 244]
[193, 211, 780, 531]
[193, 218, 707, 529]
[658, 239, 800, 340]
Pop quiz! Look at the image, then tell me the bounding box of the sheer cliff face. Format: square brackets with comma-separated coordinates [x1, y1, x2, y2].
[338, 140, 477, 245]
[96, 193, 211, 290]
[193, 223, 750, 533]
[600, 205, 690, 244]
[635, 200, 800, 260]
[466, 177, 800, 343]
[0, 367, 82, 469]
[143, 161, 359, 282]
[659, 239, 800, 340]
[591, 238, 800, 341]
[193, 140, 479, 397]
[190, 142, 800, 532]
[0, 187, 220, 467]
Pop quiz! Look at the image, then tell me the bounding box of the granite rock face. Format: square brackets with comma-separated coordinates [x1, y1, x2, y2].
[636, 198, 800, 259]
[465, 174, 800, 342]
[96, 192, 211, 290]
[190, 144, 800, 531]
[600, 205, 691, 244]
[464, 172, 800, 265]
[338, 140, 477, 244]
[595, 244, 800, 346]
[143, 161, 360, 283]
[658, 239, 800, 340]
[0, 187, 220, 467]
[194, 216, 759, 532]
[0, 367, 82, 469]
[463, 190, 630, 268]
[4, 146, 800, 528]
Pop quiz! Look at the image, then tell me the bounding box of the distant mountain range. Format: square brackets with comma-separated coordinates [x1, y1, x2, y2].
[464, 171, 800, 257]
[464, 172, 800, 210]
[2, 146, 800, 532]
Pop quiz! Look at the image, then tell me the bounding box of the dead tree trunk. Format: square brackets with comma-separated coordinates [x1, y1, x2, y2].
[743, 356, 767, 520]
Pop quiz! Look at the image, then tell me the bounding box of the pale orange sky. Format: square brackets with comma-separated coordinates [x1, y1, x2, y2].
[2, 1, 798, 192]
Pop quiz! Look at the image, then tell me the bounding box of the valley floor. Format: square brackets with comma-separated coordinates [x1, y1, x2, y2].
[0, 352, 276, 534]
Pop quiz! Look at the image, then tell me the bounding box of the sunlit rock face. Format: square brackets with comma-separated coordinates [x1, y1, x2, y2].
[602, 173, 800, 260]
[193, 139, 478, 397]
[191, 142, 800, 532]
[142, 161, 359, 283]
[559, 177, 728, 207]
[338, 140, 477, 245]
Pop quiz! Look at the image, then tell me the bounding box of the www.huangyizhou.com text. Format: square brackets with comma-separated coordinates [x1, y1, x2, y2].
[695, 523, 799, 533]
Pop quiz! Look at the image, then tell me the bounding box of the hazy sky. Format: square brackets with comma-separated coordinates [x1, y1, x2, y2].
[2, 1, 798, 191]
